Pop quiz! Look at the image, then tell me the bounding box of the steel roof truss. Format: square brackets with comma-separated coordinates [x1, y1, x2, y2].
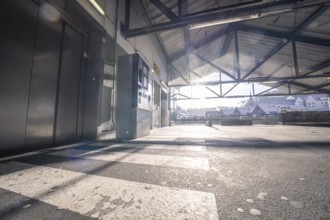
[150, 0, 179, 21]
[242, 5, 329, 80]
[122, 0, 330, 37]
[289, 81, 329, 94]
[192, 51, 237, 80]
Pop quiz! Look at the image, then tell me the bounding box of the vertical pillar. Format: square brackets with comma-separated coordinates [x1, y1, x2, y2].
[234, 28, 241, 79]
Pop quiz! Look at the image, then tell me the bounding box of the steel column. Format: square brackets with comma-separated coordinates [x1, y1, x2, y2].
[292, 40, 300, 76]
[234, 28, 241, 79]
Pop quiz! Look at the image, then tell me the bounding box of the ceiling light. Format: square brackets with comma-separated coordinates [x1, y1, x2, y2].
[161, 81, 169, 90]
[89, 0, 105, 16]
[188, 13, 260, 30]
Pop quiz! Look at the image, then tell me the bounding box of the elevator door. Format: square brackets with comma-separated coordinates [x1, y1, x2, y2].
[55, 24, 83, 143]
[0, 0, 38, 149]
[25, 4, 63, 146]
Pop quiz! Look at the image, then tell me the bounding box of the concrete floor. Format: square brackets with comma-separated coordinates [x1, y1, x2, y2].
[0, 125, 329, 219]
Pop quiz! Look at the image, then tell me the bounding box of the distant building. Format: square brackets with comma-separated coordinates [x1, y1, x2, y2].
[252, 104, 278, 117]
[305, 95, 329, 111]
[237, 107, 253, 116]
[220, 108, 235, 116]
[232, 107, 241, 116]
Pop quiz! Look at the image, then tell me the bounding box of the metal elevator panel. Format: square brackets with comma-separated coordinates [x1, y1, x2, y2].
[161, 89, 169, 127]
[25, 6, 63, 146]
[82, 26, 105, 140]
[0, 0, 38, 149]
[0, 0, 105, 150]
[55, 24, 83, 143]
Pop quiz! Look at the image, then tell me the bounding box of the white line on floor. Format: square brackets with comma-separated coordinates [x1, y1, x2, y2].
[51, 149, 209, 170]
[90, 143, 207, 152]
[0, 161, 218, 220]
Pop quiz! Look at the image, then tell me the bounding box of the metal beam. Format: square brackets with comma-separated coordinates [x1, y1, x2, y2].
[122, 1, 330, 37]
[268, 64, 286, 77]
[178, 0, 183, 18]
[242, 40, 288, 80]
[301, 59, 330, 77]
[123, 0, 130, 31]
[169, 28, 231, 61]
[223, 83, 239, 97]
[292, 40, 300, 76]
[319, 82, 330, 88]
[192, 51, 236, 80]
[238, 25, 330, 48]
[256, 83, 284, 96]
[242, 5, 329, 80]
[150, 0, 178, 21]
[234, 28, 241, 79]
[170, 65, 190, 84]
[289, 81, 329, 94]
[138, 0, 169, 58]
[168, 74, 330, 87]
[177, 93, 191, 99]
[258, 60, 330, 94]
[288, 82, 292, 94]
[190, 71, 221, 97]
[183, 0, 263, 17]
[205, 87, 221, 97]
[295, 5, 329, 31]
[172, 92, 328, 100]
[220, 31, 233, 57]
[137, 0, 172, 86]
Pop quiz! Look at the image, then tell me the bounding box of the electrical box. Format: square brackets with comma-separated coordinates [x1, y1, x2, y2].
[116, 53, 151, 139]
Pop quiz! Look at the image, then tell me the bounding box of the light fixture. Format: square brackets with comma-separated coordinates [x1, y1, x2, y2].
[89, 0, 105, 16]
[188, 13, 260, 30]
[160, 81, 169, 90]
[161, 81, 169, 90]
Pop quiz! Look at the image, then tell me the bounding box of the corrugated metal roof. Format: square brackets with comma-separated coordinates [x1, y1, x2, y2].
[135, 0, 330, 95]
[159, 29, 186, 55]
[301, 7, 330, 39]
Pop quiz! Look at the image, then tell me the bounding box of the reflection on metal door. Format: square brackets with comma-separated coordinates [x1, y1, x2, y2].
[55, 24, 83, 143]
[0, 0, 38, 149]
[25, 6, 63, 146]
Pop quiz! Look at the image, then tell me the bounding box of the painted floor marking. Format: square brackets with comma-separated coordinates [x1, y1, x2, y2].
[51, 149, 210, 170]
[0, 161, 218, 220]
[89, 143, 207, 152]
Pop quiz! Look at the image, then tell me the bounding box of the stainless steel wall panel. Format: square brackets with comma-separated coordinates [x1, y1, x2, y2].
[25, 11, 63, 146]
[82, 25, 105, 139]
[0, 0, 105, 151]
[161, 90, 169, 127]
[55, 24, 83, 143]
[100, 86, 112, 127]
[0, 0, 38, 150]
